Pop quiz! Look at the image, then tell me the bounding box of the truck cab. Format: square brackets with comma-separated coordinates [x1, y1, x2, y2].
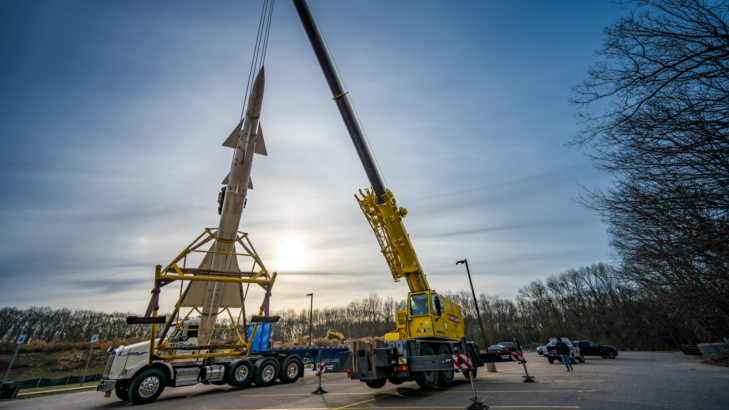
[386, 291, 464, 342]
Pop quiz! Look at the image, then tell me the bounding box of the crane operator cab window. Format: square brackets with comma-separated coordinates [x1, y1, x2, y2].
[409, 293, 430, 316]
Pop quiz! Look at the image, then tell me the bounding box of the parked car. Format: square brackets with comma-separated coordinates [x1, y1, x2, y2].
[536, 344, 547, 355]
[544, 338, 584, 364]
[487, 344, 510, 354]
[496, 342, 518, 352]
[575, 340, 619, 359]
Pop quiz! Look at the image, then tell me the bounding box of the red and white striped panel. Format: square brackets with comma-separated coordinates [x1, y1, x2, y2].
[510, 351, 524, 362]
[452, 354, 473, 369]
[316, 362, 326, 374]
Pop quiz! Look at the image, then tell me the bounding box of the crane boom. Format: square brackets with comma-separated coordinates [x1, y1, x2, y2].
[292, 0, 385, 199]
[292, 0, 429, 292]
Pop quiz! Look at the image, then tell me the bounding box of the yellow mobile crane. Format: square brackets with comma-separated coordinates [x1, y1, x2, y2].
[292, 0, 489, 389]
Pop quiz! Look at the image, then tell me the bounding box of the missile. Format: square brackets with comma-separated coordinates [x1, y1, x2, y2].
[181, 67, 267, 345]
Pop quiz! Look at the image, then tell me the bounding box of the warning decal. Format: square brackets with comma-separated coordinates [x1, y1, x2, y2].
[447, 314, 460, 324]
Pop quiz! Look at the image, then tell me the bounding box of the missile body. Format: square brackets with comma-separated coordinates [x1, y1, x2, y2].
[182, 67, 267, 345]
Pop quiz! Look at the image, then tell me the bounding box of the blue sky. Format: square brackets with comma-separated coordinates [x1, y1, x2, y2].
[0, 0, 625, 313]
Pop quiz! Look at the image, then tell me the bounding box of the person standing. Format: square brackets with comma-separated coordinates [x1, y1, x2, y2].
[556, 338, 573, 372]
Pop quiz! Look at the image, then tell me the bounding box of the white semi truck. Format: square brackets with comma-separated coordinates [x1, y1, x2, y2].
[98, 317, 347, 404]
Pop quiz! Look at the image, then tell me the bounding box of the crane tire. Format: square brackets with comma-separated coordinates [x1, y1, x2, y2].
[415, 344, 438, 389]
[436, 344, 454, 386]
[365, 378, 387, 389]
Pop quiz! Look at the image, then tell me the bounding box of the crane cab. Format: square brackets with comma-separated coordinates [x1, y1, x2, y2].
[385, 291, 464, 342]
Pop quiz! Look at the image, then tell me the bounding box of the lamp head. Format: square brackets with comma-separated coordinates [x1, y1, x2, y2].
[456, 260, 466, 265]
[306, 293, 313, 297]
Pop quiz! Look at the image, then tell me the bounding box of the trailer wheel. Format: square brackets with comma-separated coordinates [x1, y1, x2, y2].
[114, 385, 129, 401]
[254, 359, 279, 387]
[365, 378, 387, 389]
[463, 346, 478, 381]
[279, 357, 302, 383]
[128, 368, 166, 405]
[227, 360, 253, 388]
[436, 344, 454, 386]
[414, 344, 438, 389]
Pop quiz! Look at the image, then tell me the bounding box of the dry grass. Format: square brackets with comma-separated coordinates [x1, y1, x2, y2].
[698, 356, 729, 367]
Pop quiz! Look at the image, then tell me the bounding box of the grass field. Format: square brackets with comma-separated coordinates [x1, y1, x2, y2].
[0, 350, 107, 382]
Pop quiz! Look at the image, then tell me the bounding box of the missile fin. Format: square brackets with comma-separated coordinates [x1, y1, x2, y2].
[222, 119, 243, 148]
[248, 177, 253, 189]
[254, 124, 267, 156]
[222, 173, 230, 185]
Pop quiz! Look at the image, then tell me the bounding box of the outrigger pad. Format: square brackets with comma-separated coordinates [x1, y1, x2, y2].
[127, 316, 166, 325]
[251, 315, 280, 323]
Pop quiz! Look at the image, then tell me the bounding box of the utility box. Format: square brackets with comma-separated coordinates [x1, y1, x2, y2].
[0, 382, 19, 400]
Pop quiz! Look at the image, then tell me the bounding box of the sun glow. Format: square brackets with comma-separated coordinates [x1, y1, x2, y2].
[275, 235, 308, 271]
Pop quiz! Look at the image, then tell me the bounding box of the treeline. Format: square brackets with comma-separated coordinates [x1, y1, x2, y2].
[0, 263, 713, 350]
[570, 0, 729, 342]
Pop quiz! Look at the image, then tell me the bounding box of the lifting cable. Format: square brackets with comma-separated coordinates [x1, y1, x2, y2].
[240, 0, 275, 121]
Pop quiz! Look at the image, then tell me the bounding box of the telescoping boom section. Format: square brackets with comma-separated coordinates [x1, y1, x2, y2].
[291, 0, 463, 343]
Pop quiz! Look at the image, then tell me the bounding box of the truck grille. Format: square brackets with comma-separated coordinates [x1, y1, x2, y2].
[102, 351, 116, 378]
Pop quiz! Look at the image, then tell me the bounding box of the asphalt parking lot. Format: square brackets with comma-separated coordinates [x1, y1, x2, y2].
[1, 351, 727, 410]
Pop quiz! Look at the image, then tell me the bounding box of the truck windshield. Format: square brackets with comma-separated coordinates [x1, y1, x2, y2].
[410, 293, 429, 316]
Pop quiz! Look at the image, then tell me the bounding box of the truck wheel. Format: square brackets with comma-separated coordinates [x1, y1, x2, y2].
[415, 344, 438, 389]
[279, 358, 302, 383]
[436, 344, 454, 386]
[227, 360, 253, 388]
[608, 351, 616, 359]
[365, 378, 387, 389]
[115, 385, 129, 401]
[128, 368, 166, 405]
[254, 359, 279, 387]
[548, 358, 554, 364]
[463, 346, 478, 381]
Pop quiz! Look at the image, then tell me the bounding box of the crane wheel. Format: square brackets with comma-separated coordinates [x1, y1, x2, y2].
[415, 344, 438, 390]
[436, 344, 454, 386]
[365, 378, 387, 389]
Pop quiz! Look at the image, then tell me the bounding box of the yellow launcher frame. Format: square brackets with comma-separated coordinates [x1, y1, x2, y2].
[143, 228, 277, 366]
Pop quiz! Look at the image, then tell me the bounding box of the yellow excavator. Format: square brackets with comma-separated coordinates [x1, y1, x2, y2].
[326, 329, 346, 343]
[292, 0, 490, 390]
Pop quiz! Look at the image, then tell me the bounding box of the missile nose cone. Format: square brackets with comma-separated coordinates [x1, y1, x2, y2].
[246, 66, 265, 118]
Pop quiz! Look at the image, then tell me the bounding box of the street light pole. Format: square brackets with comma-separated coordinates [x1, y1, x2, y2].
[545, 299, 566, 336]
[456, 259, 489, 348]
[456, 259, 497, 374]
[307, 293, 313, 347]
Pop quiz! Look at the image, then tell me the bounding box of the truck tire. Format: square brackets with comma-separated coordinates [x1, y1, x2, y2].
[463, 346, 478, 381]
[436, 344, 454, 386]
[415, 344, 438, 389]
[548, 358, 554, 364]
[254, 358, 279, 387]
[115, 385, 129, 401]
[365, 378, 387, 389]
[279, 357, 302, 383]
[227, 360, 253, 388]
[128, 368, 166, 405]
